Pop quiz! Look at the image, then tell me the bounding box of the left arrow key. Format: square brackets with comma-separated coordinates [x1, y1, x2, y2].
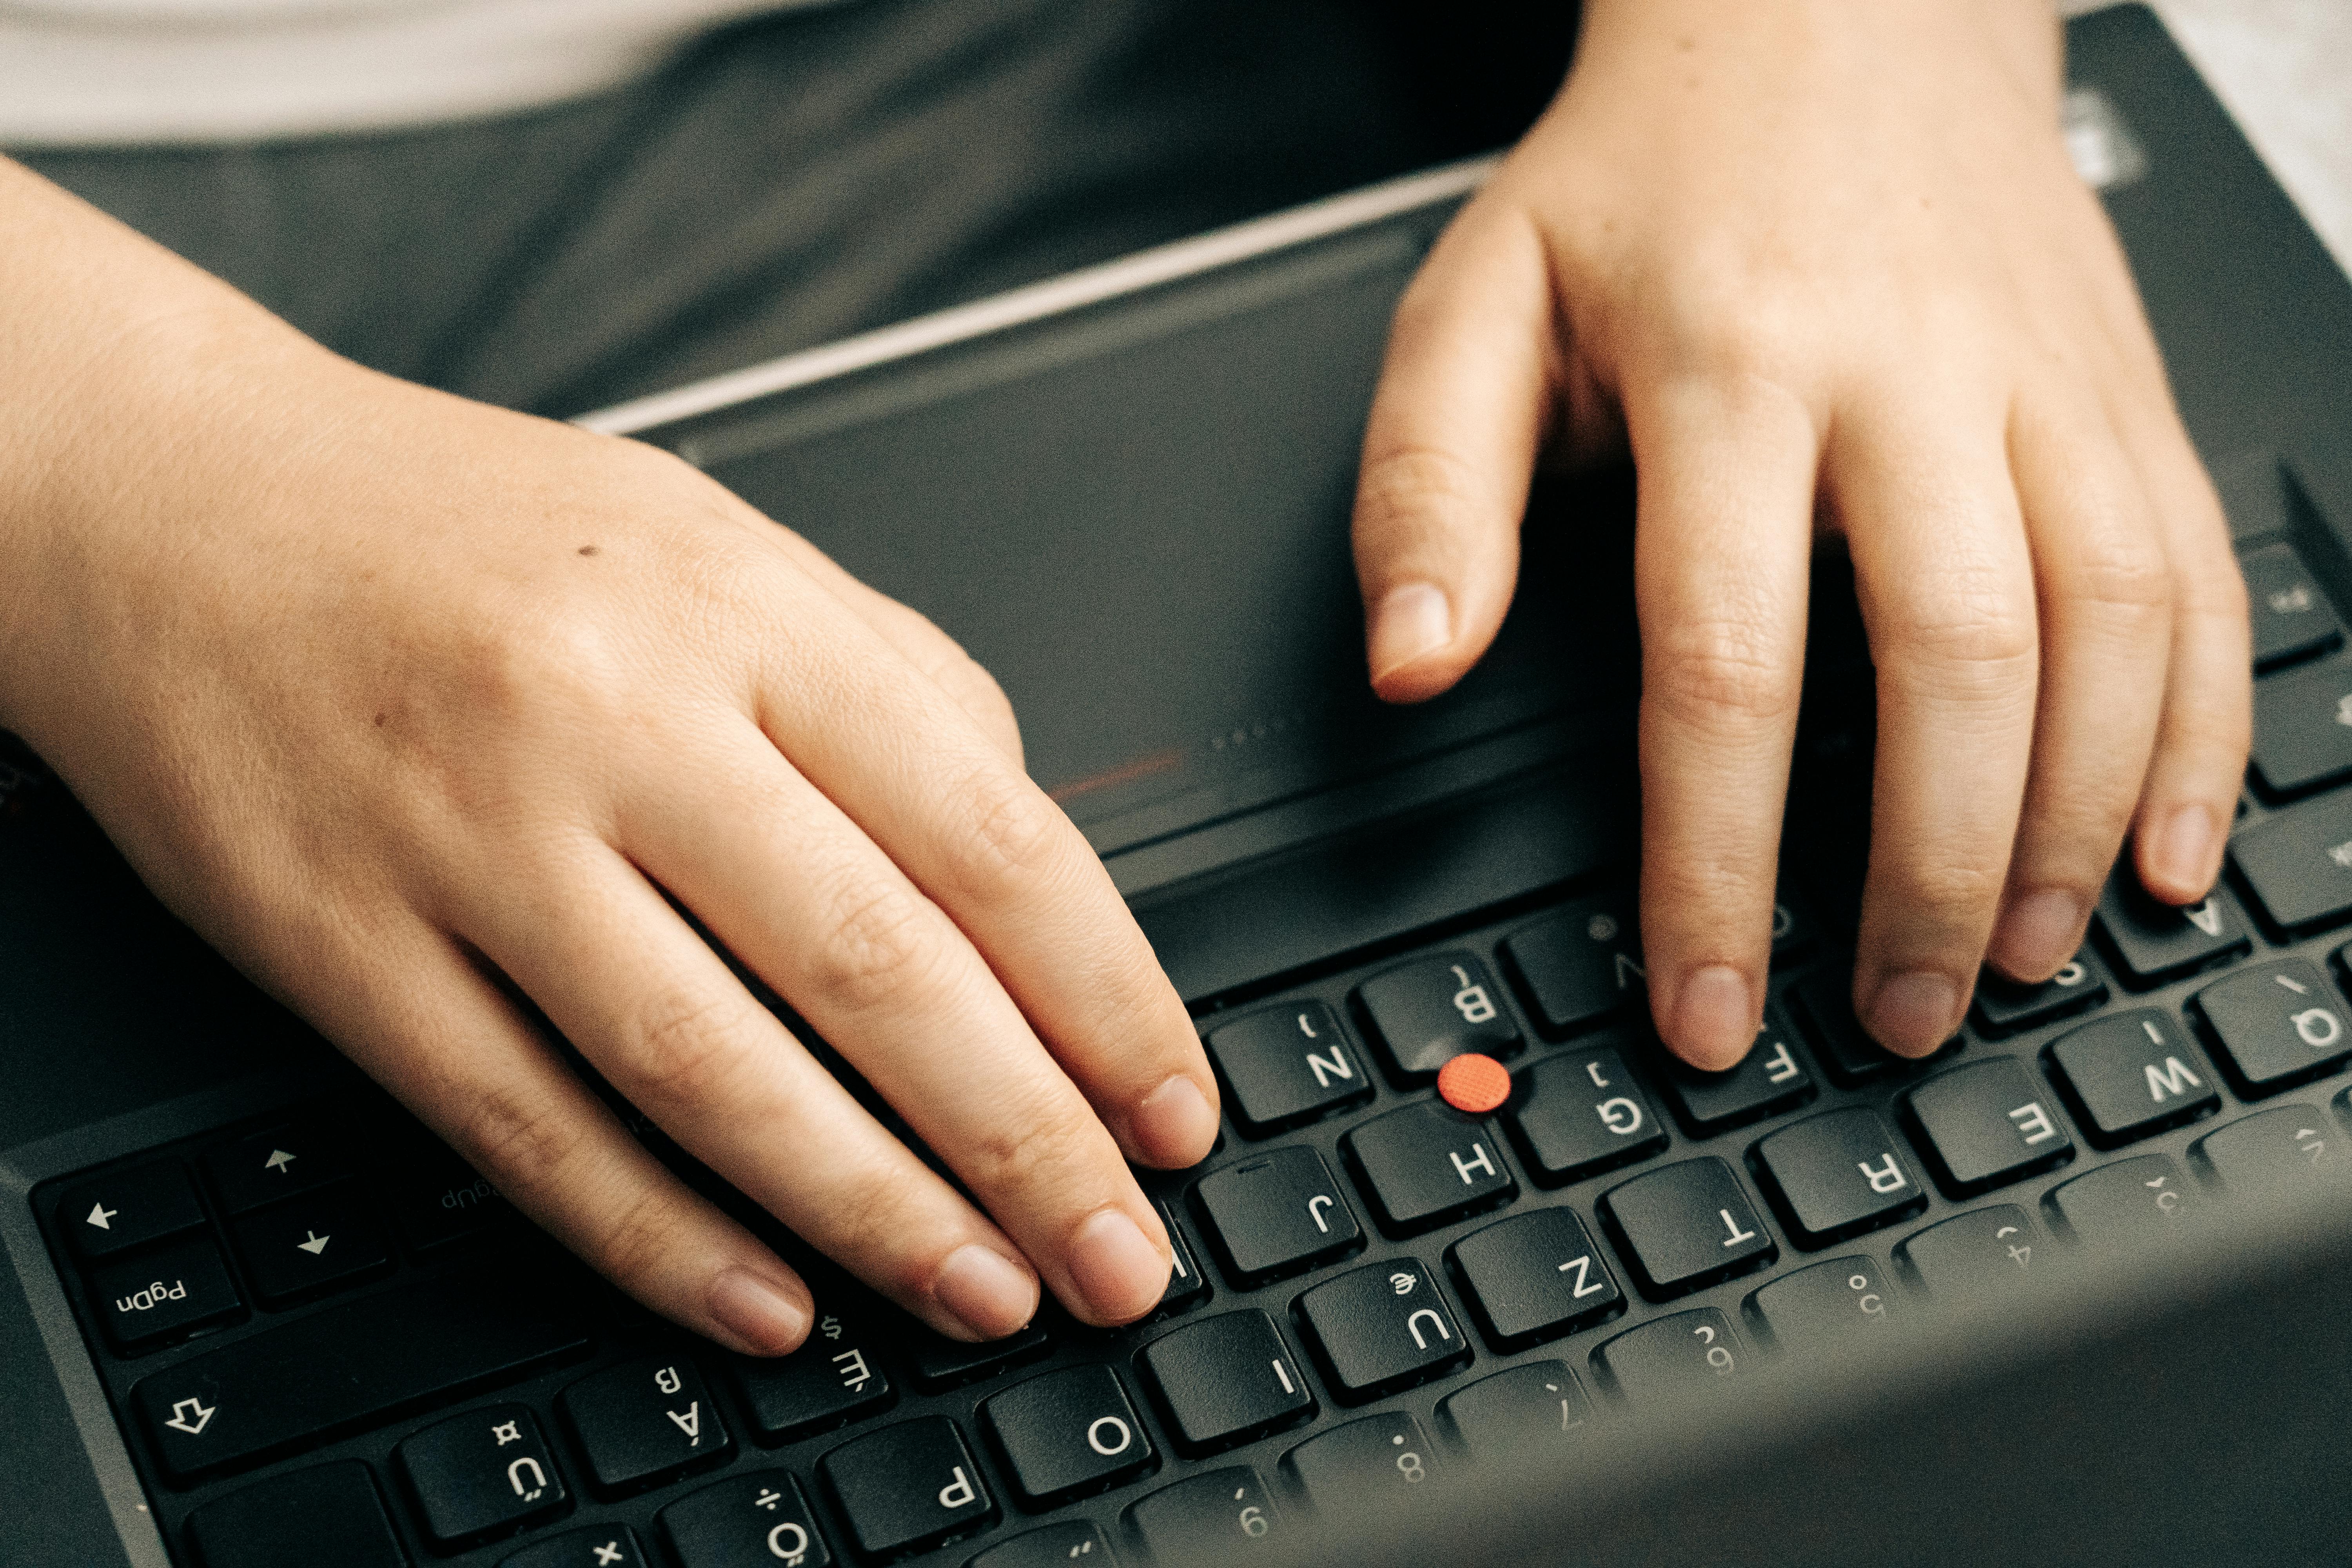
[58, 1161, 209, 1264]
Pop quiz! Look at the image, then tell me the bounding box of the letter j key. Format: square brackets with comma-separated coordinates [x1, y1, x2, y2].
[1206, 1002, 1373, 1133]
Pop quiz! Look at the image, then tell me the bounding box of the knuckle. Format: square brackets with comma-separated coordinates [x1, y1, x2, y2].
[948, 764, 1069, 902]
[628, 987, 761, 1107]
[805, 871, 946, 1015]
[456, 1077, 592, 1205]
[2061, 535, 2174, 626]
[1889, 585, 2038, 697]
[1647, 619, 1802, 730]
[959, 1091, 1103, 1201]
[1356, 443, 1487, 537]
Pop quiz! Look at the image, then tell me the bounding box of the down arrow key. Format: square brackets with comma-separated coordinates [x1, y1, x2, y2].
[228, 1188, 392, 1307]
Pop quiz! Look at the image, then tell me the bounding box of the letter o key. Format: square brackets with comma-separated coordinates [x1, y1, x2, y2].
[1087, 1416, 1133, 1457]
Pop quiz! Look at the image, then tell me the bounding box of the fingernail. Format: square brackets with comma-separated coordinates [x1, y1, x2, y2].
[1670, 965, 1756, 1071]
[1129, 1076, 1218, 1167]
[1066, 1207, 1169, 1325]
[932, 1244, 1039, 1342]
[2152, 803, 2221, 895]
[1368, 582, 1452, 685]
[1865, 971, 1959, 1057]
[1988, 888, 2085, 981]
[706, 1267, 810, 1357]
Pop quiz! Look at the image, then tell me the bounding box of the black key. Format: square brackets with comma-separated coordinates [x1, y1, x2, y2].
[500, 1526, 648, 1568]
[1280, 1412, 1439, 1511]
[91, 1235, 243, 1352]
[2243, 542, 2344, 670]
[1904, 1058, 2075, 1196]
[1205, 1002, 1372, 1133]
[1343, 1102, 1515, 1234]
[1353, 952, 1521, 1080]
[1137, 1310, 1314, 1455]
[1597, 1157, 1775, 1299]
[2190, 1107, 2351, 1198]
[817, 1417, 995, 1559]
[2233, 792, 2352, 930]
[1892, 1205, 2045, 1305]
[2212, 448, 2296, 541]
[1193, 1147, 1359, 1285]
[395, 1402, 566, 1546]
[1742, 1257, 1900, 1357]
[1751, 1109, 1926, 1245]
[1435, 1361, 1593, 1461]
[226, 1184, 394, 1308]
[1658, 1008, 1814, 1132]
[2096, 876, 2250, 982]
[1447, 1208, 1622, 1350]
[1155, 1202, 1209, 1315]
[1971, 948, 2110, 1036]
[728, 1305, 892, 1443]
[1124, 1466, 1282, 1559]
[1504, 1042, 1666, 1185]
[1770, 889, 1819, 967]
[2044, 1154, 2202, 1252]
[906, 1321, 1051, 1393]
[1590, 1308, 1744, 1402]
[980, 1365, 1154, 1506]
[204, 1120, 354, 1215]
[1787, 971, 1897, 1084]
[131, 1264, 590, 1481]
[183, 1461, 407, 1568]
[2046, 1010, 2220, 1147]
[374, 1144, 513, 1253]
[559, 1354, 729, 1495]
[59, 1158, 205, 1263]
[1499, 893, 1643, 1036]
[659, 1472, 833, 1568]
[968, 1523, 1117, 1568]
[2252, 657, 2352, 792]
[2195, 958, 2352, 1092]
[1293, 1258, 1469, 1401]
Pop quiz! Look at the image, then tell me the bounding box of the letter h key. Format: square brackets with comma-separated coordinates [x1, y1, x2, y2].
[1344, 1102, 1518, 1234]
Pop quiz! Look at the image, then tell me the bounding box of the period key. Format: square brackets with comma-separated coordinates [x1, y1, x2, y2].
[1206, 1001, 1373, 1132]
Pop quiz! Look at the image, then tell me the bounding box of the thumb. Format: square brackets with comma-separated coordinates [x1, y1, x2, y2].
[1353, 199, 1557, 704]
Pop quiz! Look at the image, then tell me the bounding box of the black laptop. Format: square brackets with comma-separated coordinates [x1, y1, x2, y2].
[8, 7, 2352, 1566]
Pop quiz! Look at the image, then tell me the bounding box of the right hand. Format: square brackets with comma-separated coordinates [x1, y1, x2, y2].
[0, 162, 1220, 1355]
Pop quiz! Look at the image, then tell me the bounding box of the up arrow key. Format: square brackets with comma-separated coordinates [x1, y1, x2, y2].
[296, 1231, 331, 1256]
[86, 1201, 117, 1230]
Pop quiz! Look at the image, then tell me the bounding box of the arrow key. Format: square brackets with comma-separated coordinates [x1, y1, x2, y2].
[91, 1235, 244, 1352]
[57, 1159, 205, 1263]
[228, 1183, 392, 1307]
[204, 1120, 354, 1214]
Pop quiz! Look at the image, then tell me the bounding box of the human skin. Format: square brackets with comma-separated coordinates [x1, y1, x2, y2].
[0, 0, 2249, 1354]
[1353, 0, 2250, 1069]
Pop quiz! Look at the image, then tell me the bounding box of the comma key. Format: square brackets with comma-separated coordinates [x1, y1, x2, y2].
[659, 1471, 834, 1568]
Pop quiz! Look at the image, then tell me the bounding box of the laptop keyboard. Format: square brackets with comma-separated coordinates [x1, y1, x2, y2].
[32, 450, 2352, 1568]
